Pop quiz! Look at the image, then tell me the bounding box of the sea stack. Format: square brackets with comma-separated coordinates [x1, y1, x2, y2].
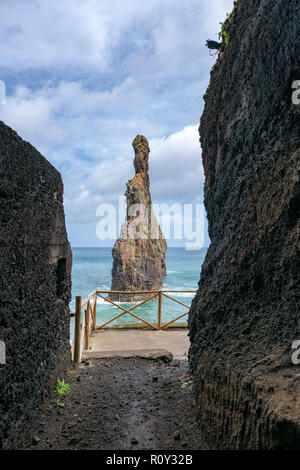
[110, 135, 167, 301]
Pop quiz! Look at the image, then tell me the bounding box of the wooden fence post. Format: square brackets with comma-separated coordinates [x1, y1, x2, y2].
[85, 302, 90, 350]
[158, 291, 162, 329]
[74, 296, 81, 363]
[92, 293, 97, 330]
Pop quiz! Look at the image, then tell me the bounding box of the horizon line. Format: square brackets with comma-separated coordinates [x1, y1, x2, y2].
[71, 245, 209, 249]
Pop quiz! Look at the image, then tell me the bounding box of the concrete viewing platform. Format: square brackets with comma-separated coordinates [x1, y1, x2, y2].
[82, 327, 190, 361]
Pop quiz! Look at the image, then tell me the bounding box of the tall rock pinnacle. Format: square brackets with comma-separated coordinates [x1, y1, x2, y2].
[133, 135, 150, 190]
[110, 135, 167, 301]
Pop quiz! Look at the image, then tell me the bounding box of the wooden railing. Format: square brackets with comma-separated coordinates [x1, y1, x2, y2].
[72, 289, 196, 363]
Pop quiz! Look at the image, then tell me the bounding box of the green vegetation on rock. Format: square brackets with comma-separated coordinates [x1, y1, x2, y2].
[132, 135, 149, 150]
[219, 2, 237, 45]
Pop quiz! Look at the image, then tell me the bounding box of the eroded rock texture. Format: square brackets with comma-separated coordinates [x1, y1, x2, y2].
[189, 0, 300, 449]
[0, 122, 72, 448]
[111, 136, 167, 301]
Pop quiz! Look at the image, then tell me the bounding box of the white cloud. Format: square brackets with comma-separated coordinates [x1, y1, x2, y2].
[1, 1, 109, 69]
[1, 86, 69, 148]
[150, 126, 203, 202]
[0, 0, 234, 71]
[0, 0, 234, 245]
[63, 124, 202, 230]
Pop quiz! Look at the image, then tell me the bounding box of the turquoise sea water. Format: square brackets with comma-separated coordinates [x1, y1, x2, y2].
[69, 247, 207, 339]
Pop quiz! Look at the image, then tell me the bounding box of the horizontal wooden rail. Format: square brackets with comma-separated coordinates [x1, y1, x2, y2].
[95, 290, 196, 294]
[72, 289, 196, 363]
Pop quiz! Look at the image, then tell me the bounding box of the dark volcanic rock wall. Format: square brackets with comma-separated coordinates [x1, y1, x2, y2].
[111, 135, 167, 301]
[0, 122, 72, 448]
[189, 0, 300, 449]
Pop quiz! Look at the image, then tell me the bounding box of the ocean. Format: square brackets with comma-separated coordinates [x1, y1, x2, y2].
[69, 247, 207, 340]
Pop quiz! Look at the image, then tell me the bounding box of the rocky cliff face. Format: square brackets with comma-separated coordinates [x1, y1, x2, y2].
[111, 136, 167, 301]
[0, 122, 72, 448]
[189, 0, 300, 449]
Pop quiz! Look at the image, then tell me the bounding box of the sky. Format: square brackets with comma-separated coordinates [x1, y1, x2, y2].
[0, 0, 234, 247]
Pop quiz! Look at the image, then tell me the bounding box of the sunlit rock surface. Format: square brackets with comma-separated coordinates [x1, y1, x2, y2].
[111, 135, 167, 301]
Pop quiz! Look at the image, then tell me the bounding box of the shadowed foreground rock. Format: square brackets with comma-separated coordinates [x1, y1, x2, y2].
[111, 136, 167, 301]
[189, 0, 300, 449]
[0, 122, 72, 448]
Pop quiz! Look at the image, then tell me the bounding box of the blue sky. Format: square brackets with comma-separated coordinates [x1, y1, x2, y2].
[0, 0, 234, 247]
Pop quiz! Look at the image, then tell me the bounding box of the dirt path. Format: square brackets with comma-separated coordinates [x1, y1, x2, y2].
[23, 358, 204, 450]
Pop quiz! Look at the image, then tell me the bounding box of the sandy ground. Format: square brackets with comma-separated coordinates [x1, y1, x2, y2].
[23, 358, 204, 450]
[84, 328, 190, 361]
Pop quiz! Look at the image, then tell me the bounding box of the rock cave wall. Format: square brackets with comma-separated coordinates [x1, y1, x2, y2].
[189, 0, 300, 449]
[0, 122, 72, 448]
